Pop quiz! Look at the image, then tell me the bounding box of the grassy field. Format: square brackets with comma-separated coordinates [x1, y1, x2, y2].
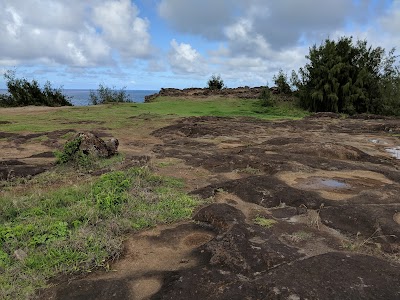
[0, 96, 309, 133]
[0, 96, 308, 299]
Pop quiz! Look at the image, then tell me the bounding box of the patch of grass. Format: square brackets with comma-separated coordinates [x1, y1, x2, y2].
[283, 231, 313, 243]
[0, 97, 308, 133]
[235, 166, 262, 175]
[253, 216, 277, 228]
[156, 158, 182, 168]
[0, 167, 202, 300]
[31, 135, 49, 142]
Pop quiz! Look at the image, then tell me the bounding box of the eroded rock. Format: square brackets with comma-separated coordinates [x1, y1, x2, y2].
[74, 132, 119, 158]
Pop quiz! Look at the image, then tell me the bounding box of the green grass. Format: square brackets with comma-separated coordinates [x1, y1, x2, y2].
[253, 216, 277, 228]
[0, 166, 202, 300]
[0, 97, 308, 133]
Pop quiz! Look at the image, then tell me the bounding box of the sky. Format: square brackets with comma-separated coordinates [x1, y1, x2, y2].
[0, 0, 399, 90]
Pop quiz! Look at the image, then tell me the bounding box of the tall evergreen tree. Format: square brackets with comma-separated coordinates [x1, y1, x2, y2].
[295, 37, 398, 115]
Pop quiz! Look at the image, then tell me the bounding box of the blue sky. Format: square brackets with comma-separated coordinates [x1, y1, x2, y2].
[0, 0, 398, 90]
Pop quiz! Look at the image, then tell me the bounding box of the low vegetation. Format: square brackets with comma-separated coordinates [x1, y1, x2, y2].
[89, 84, 132, 105]
[0, 164, 202, 299]
[253, 216, 277, 228]
[0, 70, 72, 107]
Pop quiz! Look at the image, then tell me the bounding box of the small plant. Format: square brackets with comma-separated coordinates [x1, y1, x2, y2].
[89, 84, 132, 105]
[207, 75, 224, 90]
[254, 216, 277, 228]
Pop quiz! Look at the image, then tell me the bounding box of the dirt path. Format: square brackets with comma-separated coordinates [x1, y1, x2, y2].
[2, 114, 400, 299]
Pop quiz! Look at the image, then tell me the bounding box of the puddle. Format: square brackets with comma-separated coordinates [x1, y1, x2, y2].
[297, 177, 350, 190]
[369, 139, 388, 145]
[319, 179, 348, 188]
[385, 147, 400, 159]
[278, 170, 393, 201]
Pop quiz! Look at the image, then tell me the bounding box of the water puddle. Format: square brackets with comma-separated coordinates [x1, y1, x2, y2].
[369, 139, 388, 145]
[297, 177, 350, 190]
[385, 147, 400, 159]
[318, 179, 349, 188]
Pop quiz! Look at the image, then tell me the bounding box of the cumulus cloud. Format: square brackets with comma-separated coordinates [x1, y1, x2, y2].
[92, 0, 152, 59]
[0, 0, 152, 68]
[168, 39, 207, 74]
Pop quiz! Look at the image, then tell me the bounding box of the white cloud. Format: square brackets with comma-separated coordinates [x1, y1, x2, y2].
[168, 39, 207, 74]
[92, 0, 152, 59]
[0, 0, 152, 68]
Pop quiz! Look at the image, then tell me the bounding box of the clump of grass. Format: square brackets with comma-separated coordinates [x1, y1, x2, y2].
[0, 167, 202, 300]
[235, 166, 262, 175]
[253, 216, 277, 228]
[282, 231, 313, 243]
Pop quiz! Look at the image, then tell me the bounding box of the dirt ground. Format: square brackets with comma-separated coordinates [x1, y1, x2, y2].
[1, 112, 400, 299]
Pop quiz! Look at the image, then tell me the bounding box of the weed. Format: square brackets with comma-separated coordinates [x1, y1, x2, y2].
[254, 216, 277, 228]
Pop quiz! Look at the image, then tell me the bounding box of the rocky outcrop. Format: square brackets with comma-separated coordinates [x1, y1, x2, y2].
[144, 86, 277, 102]
[74, 132, 119, 158]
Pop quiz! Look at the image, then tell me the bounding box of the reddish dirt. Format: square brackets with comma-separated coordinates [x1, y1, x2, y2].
[2, 114, 400, 299]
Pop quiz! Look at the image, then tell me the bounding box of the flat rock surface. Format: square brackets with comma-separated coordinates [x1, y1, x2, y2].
[2, 114, 400, 299]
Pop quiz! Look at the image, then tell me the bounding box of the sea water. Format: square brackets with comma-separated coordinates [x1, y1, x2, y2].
[0, 89, 158, 106]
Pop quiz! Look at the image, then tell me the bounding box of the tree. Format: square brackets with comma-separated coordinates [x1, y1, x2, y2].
[295, 36, 399, 115]
[273, 69, 292, 94]
[0, 70, 72, 107]
[207, 75, 224, 90]
[259, 86, 276, 107]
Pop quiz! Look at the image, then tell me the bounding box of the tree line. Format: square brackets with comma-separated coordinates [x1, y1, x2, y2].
[0, 70, 72, 107]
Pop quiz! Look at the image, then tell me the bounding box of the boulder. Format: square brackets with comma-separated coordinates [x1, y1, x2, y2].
[74, 132, 119, 158]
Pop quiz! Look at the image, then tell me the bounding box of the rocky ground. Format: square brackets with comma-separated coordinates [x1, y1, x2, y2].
[1, 113, 400, 299]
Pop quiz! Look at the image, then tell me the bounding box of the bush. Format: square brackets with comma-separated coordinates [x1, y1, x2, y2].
[54, 136, 93, 168]
[89, 84, 132, 105]
[0, 70, 72, 107]
[207, 75, 224, 90]
[259, 86, 275, 107]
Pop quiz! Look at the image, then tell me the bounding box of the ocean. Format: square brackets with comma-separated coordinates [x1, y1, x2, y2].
[0, 89, 158, 106]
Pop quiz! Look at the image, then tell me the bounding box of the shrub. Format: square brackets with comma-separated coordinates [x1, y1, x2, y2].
[54, 136, 82, 165]
[89, 84, 132, 105]
[259, 86, 275, 107]
[54, 136, 93, 168]
[207, 75, 224, 90]
[0, 70, 72, 107]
